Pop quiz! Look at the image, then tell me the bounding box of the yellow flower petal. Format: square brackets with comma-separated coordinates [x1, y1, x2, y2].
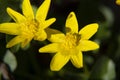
[79, 23, 98, 40]
[36, 0, 50, 21]
[50, 33, 65, 42]
[34, 30, 47, 41]
[116, 0, 120, 5]
[39, 43, 58, 53]
[6, 36, 25, 48]
[21, 38, 32, 48]
[70, 52, 83, 68]
[42, 18, 56, 29]
[7, 8, 26, 23]
[45, 28, 65, 42]
[22, 0, 34, 20]
[0, 23, 20, 35]
[65, 12, 78, 33]
[78, 40, 99, 51]
[50, 53, 70, 71]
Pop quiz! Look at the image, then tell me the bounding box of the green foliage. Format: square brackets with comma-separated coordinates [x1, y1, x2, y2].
[89, 56, 116, 80]
[6, 35, 21, 53]
[115, 35, 120, 59]
[3, 50, 17, 72]
[0, 0, 120, 80]
[0, 0, 20, 23]
[0, 72, 1, 80]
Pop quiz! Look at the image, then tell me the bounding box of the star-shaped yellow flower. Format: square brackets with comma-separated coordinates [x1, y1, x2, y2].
[116, 0, 120, 5]
[39, 12, 99, 71]
[0, 0, 56, 48]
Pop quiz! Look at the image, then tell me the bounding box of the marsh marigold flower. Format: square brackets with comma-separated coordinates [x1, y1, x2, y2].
[39, 12, 99, 71]
[116, 0, 120, 5]
[0, 0, 56, 48]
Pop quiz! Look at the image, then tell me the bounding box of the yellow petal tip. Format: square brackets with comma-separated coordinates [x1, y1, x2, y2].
[39, 48, 42, 53]
[6, 7, 11, 12]
[96, 44, 100, 49]
[91, 23, 99, 29]
[68, 11, 75, 19]
[88, 23, 99, 33]
[6, 44, 10, 48]
[53, 18, 56, 22]
[70, 11, 75, 14]
[92, 42, 100, 50]
[116, 0, 120, 5]
[76, 64, 83, 68]
[39, 48, 45, 53]
[50, 65, 61, 71]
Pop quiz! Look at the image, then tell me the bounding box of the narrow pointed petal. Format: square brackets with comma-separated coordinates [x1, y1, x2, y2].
[70, 52, 83, 68]
[79, 23, 99, 40]
[39, 43, 58, 53]
[36, 0, 50, 21]
[66, 12, 78, 33]
[34, 30, 47, 41]
[7, 8, 26, 23]
[0, 23, 20, 35]
[116, 0, 120, 5]
[42, 18, 56, 29]
[78, 40, 99, 51]
[45, 28, 65, 42]
[50, 53, 70, 71]
[22, 0, 34, 20]
[6, 36, 25, 48]
[21, 38, 32, 48]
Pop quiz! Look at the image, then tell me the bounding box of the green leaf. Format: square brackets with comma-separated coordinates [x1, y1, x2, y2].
[96, 22, 111, 40]
[0, 0, 10, 22]
[99, 5, 114, 27]
[3, 50, 17, 72]
[0, 72, 1, 80]
[89, 56, 116, 80]
[115, 35, 120, 59]
[0, 0, 20, 23]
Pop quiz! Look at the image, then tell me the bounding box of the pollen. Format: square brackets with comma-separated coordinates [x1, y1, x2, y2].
[61, 33, 81, 51]
[20, 19, 39, 38]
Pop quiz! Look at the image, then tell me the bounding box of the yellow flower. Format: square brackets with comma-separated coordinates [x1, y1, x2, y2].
[39, 12, 99, 71]
[116, 0, 120, 5]
[0, 0, 56, 48]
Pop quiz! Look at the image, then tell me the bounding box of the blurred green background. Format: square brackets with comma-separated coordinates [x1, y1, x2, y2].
[0, 0, 120, 80]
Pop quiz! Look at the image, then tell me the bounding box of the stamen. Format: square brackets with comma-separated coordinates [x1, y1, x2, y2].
[20, 19, 39, 38]
[61, 33, 81, 52]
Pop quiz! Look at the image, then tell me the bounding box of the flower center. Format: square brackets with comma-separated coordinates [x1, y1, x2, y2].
[61, 33, 81, 51]
[21, 19, 39, 38]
